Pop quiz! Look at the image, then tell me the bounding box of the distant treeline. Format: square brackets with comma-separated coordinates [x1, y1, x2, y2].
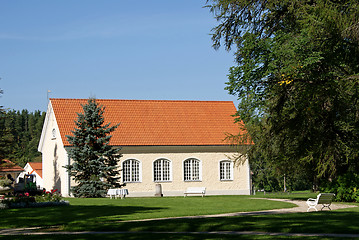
[0, 109, 45, 167]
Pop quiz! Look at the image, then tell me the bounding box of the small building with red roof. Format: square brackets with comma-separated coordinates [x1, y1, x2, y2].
[16, 162, 43, 189]
[38, 98, 252, 197]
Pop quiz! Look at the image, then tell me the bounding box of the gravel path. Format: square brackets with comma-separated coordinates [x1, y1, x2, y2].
[123, 198, 357, 222]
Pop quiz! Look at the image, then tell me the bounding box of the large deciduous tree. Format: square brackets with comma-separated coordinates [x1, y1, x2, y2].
[65, 98, 122, 197]
[207, 0, 359, 189]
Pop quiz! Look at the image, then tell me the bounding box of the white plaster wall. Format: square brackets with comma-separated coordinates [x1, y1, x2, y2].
[119, 146, 250, 197]
[36, 172, 44, 189]
[39, 106, 70, 196]
[46, 140, 250, 197]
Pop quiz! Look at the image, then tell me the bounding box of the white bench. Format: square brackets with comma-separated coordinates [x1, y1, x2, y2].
[184, 187, 206, 197]
[306, 193, 335, 212]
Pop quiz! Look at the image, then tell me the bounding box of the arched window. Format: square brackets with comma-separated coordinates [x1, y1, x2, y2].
[220, 160, 233, 181]
[122, 159, 141, 182]
[183, 158, 201, 181]
[153, 158, 171, 182]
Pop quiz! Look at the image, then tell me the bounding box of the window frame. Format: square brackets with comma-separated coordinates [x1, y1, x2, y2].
[183, 158, 202, 182]
[219, 160, 234, 181]
[122, 159, 142, 183]
[153, 158, 172, 182]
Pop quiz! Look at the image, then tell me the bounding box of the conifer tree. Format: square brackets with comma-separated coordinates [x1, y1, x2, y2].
[65, 98, 122, 197]
[0, 88, 13, 160]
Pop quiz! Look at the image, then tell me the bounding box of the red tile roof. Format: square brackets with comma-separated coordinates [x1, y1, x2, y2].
[28, 162, 42, 178]
[0, 159, 24, 172]
[50, 99, 249, 147]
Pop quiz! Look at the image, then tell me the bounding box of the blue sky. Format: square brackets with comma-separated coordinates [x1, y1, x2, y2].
[0, 0, 236, 112]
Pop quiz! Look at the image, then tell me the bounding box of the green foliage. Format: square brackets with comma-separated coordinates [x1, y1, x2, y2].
[0, 89, 11, 160]
[0, 109, 45, 166]
[322, 173, 359, 202]
[207, 0, 359, 190]
[1, 190, 64, 209]
[35, 189, 63, 202]
[2, 193, 36, 206]
[24, 181, 37, 191]
[251, 154, 312, 192]
[65, 98, 122, 198]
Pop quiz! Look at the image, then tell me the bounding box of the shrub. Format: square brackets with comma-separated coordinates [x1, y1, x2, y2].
[1, 192, 36, 207]
[1, 189, 65, 209]
[321, 173, 359, 202]
[35, 189, 62, 202]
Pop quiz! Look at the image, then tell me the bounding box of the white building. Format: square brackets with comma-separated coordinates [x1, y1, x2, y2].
[17, 162, 44, 189]
[38, 99, 252, 197]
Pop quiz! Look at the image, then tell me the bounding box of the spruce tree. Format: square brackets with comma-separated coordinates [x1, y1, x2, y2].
[65, 98, 122, 197]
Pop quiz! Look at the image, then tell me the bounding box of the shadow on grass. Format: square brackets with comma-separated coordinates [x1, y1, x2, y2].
[0, 205, 165, 229]
[0, 233, 334, 240]
[77, 210, 359, 235]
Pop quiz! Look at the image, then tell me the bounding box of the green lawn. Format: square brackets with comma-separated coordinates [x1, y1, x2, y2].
[61, 203, 359, 235]
[0, 233, 343, 240]
[253, 190, 318, 200]
[109, 205, 359, 234]
[1, 194, 358, 240]
[0, 195, 294, 229]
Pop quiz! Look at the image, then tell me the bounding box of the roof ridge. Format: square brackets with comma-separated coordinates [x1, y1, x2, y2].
[50, 98, 234, 103]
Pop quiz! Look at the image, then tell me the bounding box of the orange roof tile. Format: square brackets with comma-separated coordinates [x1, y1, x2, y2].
[50, 99, 249, 147]
[0, 159, 24, 172]
[28, 162, 42, 178]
